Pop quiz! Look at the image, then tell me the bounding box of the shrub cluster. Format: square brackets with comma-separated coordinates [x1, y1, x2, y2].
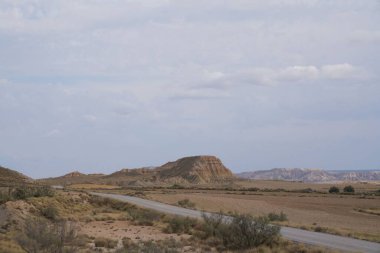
[163, 216, 198, 234]
[198, 212, 280, 250]
[41, 205, 59, 221]
[94, 237, 118, 248]
[343, 185, 355, 193]
[328, 186, 340, 193]
[328, 185, 355, 194]
[90, 195, 161, 226]
[267, 211, 288, 222]
[0, 186, 54, 204]
[17, 218, 78, 253]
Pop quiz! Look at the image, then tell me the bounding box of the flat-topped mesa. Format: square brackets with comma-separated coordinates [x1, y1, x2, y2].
[63, 171, 85, 178]
[158, 155, 234, 184]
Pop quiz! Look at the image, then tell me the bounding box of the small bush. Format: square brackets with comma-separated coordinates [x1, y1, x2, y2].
[343, 185, 355, 193]
[268, 211, 288, 222]
[163, 216, 198, 234]
[314, 226, 328, 233]
[94, 237, 118, 248]
[221, 215, 280, 250]
[128, 208, 161, 226]
[41, 205, 59, 220]
[328, 186, 340, 193]
[177, 199, 195, 208]
[198, 212, 280, 250]
[17, 218, 77, 253]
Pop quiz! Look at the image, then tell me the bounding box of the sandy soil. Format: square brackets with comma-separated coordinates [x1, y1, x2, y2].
[80, 220, 189, 242]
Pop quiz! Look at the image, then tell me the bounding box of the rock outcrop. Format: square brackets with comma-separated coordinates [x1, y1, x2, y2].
[157, 156, 234, 183]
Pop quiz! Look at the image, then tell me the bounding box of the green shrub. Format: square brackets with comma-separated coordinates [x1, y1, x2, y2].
[222, 215, 280, 249]
[328, 186, 340, 193]
[128, 208, 161, 226]
[16, 218, 77, 253]
[163, 216, 198, 234]
[41, 205, 59, 220]
[199, 212, 280, 250]
[343, 185, 355, 193]
[268, 211, 288, 222]
[94, 237, 118, 248]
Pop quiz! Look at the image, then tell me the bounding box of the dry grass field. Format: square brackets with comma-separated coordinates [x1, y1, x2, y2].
[0, 189, 335, 253]
[140, 181, 380, 242]
[235, 179, 380, 192]
[67, 183, 122, 190]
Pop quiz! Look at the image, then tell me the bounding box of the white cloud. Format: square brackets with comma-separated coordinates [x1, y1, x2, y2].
[278, 66, 319, 81]
[321, 63, 362, 80]
[202, 64, 367, 88]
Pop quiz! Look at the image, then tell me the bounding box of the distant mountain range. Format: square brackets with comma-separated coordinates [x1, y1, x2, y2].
[236, 168, 380, 182]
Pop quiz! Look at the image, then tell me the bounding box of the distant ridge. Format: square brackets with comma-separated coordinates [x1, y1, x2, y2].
[236, 168, 380, 182]
[40, 155, 235, 186]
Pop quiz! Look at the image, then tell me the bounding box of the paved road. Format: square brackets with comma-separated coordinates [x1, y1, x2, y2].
[90, 192, 380, 253]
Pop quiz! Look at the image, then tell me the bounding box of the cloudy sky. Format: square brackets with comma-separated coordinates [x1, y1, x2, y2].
[0, 0, 379, 178]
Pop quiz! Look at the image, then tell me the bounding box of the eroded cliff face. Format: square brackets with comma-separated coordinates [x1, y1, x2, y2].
[237, 168, 380, 182]
[158, 156, 234, 183]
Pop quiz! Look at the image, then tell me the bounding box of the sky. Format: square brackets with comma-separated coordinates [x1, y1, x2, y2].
[0, 0, 379, 178]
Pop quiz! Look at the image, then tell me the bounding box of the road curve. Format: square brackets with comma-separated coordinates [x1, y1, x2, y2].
[90, 192, 380, 253]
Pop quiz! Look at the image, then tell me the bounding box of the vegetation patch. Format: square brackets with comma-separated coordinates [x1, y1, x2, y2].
[177, 198, 195, 208]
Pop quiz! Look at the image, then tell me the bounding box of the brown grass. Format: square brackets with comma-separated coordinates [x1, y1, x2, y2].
[146, 189, 380, 242]
[67, 183, 121, 190]
[236, 179, 380, 193]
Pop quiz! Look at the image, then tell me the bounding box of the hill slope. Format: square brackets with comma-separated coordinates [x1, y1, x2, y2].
[0, 166, 33, 186]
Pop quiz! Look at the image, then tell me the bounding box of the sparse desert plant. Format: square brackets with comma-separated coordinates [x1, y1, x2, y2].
[221, 215, 280, 250]
[94, 237, 118, 248]
[117, 238, 181, 253]
[201, 211, 226, 239]
[328, 186, 340, 193]
[41, 205, 59, 220]
[17, 218, 77, 253]
[177, 198, 195, 208]
[267, 211, 288, 222]
[343, 185, 355, 193]
[198, 212, 280, 250]
[163, 215, 198, 234]
[128, 207, 161, 226]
